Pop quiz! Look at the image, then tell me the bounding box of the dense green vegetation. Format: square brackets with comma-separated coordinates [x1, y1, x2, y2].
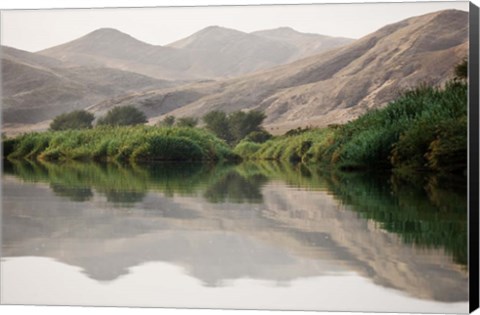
[176, 116, 199, 128]
[49, 110, 94, 131]
[97, 105, 147, 126]
[455, 58, 468, 80]
[203, 110, 268, 145]
[158, 115, 199, 128]
[4, 126, 237, 162]
[160, 115, 176, 127]
[235, 80, 467, 174]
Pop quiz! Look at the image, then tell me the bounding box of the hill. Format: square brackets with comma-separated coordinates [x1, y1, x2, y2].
[94, 9, 467, 132]
[39, 27, 352, 80]
[3, 10, 468, 134]
[2, 46, 172, 129]
[252, 26, 353, 59]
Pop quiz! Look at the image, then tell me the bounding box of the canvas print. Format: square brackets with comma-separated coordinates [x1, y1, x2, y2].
[0, 1, 477, 313]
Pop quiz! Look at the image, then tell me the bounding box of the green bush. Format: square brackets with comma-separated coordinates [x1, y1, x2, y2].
[132, 136, 203, 161]
[244, 130, 272, 143]
[159, 115, 176, 127]
[203, 110, 266, 144]
[234, 141, 262, 158]
[176, 117, 198, 128]
[238, 80, 467, 174]
[50, 110, 94, 131]
[425, 117, 467, 173]
[5, 126, 237, 163]
[97, 106, 147, 126]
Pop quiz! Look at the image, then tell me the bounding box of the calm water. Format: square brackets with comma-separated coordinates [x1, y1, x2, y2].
[1, 160, 469, 313]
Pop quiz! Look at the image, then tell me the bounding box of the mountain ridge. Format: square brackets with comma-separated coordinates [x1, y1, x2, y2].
[2, 9, 468, 135]
[85, 9, 468, 133]
[38, 25, 353, 80]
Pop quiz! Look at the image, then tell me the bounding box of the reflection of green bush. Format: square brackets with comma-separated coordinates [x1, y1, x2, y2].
[323, 170, 467, 266]
[4, 126, 237, 162]
[4, 159, 466, 265]
[4, 160, 209, 200]
[235, 162, 467, 266]
[50, 184, 94, 202]
[3, 160, 267, 204]
[204, 172, 268, 203]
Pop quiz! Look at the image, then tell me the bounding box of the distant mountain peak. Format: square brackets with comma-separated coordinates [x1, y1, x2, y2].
[195, 25, 246, 36]
[166, 25, 248, 49]
[90, 27, 121, 33]
[81, 28, 140, 41]
[257, 26, 299, 34]
[202, 25, 224, 30]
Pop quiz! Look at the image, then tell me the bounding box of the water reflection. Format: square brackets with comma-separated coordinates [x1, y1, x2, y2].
[2, 160, 468, 307]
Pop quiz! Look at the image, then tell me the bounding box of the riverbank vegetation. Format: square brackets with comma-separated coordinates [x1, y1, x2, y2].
[3, 62, 467, 175]
[235, 80, 467, 175]
[3, 126, 237, 162]
[203, 110, 267, 145]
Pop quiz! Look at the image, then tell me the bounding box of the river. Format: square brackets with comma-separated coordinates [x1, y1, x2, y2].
[1, 160, 469, 313]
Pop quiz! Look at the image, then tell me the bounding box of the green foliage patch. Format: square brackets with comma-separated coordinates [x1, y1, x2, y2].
[97, 106, 147, 126]
[235, 81, 467, 175]
[5, 126, 237, 162]
[50, 110, 95, 131]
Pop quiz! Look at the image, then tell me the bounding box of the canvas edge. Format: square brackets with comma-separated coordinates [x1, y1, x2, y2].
[469, 1, 480, 314]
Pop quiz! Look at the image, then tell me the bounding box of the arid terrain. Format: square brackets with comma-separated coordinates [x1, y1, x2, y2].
[1, 9, 468, 135]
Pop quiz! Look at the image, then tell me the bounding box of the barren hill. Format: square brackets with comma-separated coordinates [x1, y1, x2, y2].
[252, 27, 353, 59]
[2, 46, 172, 127]
[39, 27, 352, 81]
[38, 28, 194, 80]
[3, 10, 469, 134]
[91, 9, 467, 132]
[167, 26, 297, 78]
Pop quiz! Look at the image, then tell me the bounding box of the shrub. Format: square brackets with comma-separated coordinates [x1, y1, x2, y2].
[236, 79, 467, 175]
[228, 110, 266, 143]
[50, 110, 94, 131]
[132, 136, 203, 161]
[203, 110, 233, 143]
[234, 141, 262, 158]
[4, 126, 237, 163]
[244, 130, 272, 143]
[455, 59, 468, 80]
[176, 117, 198, 128]
[203, 110, 266, 144]
[97, 106, 147, 126]
[160, 115, 176, 127]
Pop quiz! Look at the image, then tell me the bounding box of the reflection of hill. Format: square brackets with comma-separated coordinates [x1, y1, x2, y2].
[2, 161, 468, 302]
[258, 184, 467, 302]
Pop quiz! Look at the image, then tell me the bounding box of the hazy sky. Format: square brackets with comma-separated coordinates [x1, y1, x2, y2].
[1, 1, 469, 52]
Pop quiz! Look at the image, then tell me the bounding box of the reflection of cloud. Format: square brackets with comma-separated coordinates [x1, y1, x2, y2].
[1, 257, 468, 313]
